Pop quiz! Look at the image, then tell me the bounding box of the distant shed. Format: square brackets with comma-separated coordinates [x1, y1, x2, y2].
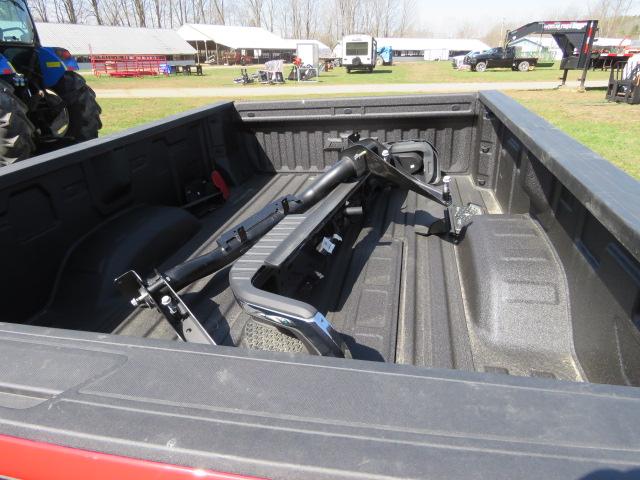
[35, 22, 196, 68]
[284, 39, 333, 58]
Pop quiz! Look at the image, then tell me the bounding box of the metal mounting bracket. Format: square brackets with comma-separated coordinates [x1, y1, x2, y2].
[114, 270, 215, 345]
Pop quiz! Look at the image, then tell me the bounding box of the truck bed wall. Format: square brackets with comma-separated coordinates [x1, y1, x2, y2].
[477, 93, 640, 385]
[0, 104, 259, 322]
[0, 93, 638, 386]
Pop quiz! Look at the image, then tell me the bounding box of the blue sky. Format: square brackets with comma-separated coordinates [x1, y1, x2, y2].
[416, 0, 640, 36]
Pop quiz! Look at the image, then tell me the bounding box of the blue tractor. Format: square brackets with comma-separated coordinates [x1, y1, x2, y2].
[376, 46, 393, 66]
[0, 0, 101, 165]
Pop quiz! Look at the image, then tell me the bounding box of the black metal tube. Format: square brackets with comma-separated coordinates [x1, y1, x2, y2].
[298, 157, 360, 206]
[147, 141, 448, 294]
[157, 157, 361, 292]
[158, 246, 241, 293]
[160, 204, 289, 292]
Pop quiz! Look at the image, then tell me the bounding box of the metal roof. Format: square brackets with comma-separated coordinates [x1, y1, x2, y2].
[178, 24, 294, 50]
[510, 36, 561, 49]
[35, 22, 196, 56]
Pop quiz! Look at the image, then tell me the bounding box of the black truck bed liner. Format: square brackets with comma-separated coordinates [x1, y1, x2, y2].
[112, 173, 493, 368]
[11, 92, 636, 386]
[48, 167, 578, 381]
[0, 92, 639, 479]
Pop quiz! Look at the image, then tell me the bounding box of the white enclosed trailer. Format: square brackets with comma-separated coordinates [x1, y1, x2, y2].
[297, 42, 319, 67]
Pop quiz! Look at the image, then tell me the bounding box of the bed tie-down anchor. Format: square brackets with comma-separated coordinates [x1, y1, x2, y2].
[115, 137, 480, 357]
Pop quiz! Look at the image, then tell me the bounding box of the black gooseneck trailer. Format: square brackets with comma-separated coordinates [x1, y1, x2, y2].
[505, 20, 599, 88]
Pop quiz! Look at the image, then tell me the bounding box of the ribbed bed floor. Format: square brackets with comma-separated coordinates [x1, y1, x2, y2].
[113, 172, 499, 371]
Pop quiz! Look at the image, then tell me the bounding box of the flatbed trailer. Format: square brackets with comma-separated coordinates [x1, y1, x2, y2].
[592, 52, 634, 70]
[505, 20, 599, 87]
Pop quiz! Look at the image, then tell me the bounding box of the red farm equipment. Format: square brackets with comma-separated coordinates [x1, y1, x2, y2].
[90, 55, 168, 77]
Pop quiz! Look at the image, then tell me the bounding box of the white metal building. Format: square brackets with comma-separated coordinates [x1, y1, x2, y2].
[178, 24, 295, 63]
[509, 36, 563, 61]
[333, 38, 490, 61]
[35, 22, 196, 67]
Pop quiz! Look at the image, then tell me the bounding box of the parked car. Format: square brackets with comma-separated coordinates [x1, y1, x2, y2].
[452, 50, 481, 68]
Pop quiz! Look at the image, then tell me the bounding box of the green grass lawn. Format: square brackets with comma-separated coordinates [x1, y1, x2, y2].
[507, 89, 640, 179]
[98, 89, 639, 180]
[83, 61, 611, 90]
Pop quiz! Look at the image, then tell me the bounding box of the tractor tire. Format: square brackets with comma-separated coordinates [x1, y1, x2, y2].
[52, 71, 102, 142]
[376, 55, 383, 66]
[0, 81, 36, 167]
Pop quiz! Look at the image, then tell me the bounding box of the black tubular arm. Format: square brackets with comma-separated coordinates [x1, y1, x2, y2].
[298, 152, 366, 205]
[115, 137, 456, 348]
[136, 138, 449, 298]
[153, 155, 364, 293]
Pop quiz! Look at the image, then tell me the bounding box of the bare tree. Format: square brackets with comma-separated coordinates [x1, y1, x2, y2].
[33, 0, 637, 53]
[334, 0, 359, 37]
[175, 0, 184, 24]
[133, 0, 146, 26]
[302, 0, 317, 38]
[455, 21, 478, 39]
[606, 0, 635, 36]
[245, 0, 262, 27]
[394, 0, 415, 36]
[263, 0, 277, 31]
[100, 0, 120, 24]
[119, 0, 132, 25]
[152, 0, 162, 26]
[88, 0, 102, 24]
[211, 0, 225, 23]
[59, 0, 80, 22]
[379, 0, 394, 37]
[289, 0, 301, 36]
[52, 0, 63, 22]
[29, 0, 50, 21]
[192, 0, 199, 22]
